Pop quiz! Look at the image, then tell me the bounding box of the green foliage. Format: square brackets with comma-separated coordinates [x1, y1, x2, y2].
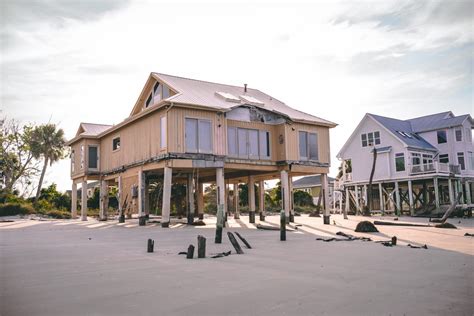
[0, 202, 35, 216]
[45, 210, 71, 219]
[336, 159, 352, 179]
[293, 190, 315, 207]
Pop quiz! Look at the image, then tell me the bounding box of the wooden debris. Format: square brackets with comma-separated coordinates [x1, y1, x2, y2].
[211, 251, 231, 258]
[430, 192, 462, 223]
[186, 245, 194, 259]
[227, 232, 244, 254]
[147, 239, 154, 253]
[197, 235, 206, 258]
[435, 222, 457, 229]
[407, 244, 428, 249]
[234, 232, 252, 249]
[373, 221, 430, 227]
[465, 233, 474, 237]
[191, 220, 206, 226]
[257, 224, 280, 231]
[280, 210, 286, 241]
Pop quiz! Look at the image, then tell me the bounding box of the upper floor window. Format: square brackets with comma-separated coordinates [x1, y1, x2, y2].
[395, 153, 405, 172]
[113, 137, 120, 151]
[361, 131, 380, 147]
[227, 127, 270, 159]
[145, 94, 152, 108]
[457, 152, 465, 170]
[411, 152, 421, 165]
[299, 131, 318, 161]
[185, 118, 212, 154]
[80, 145, 84, 170]
[437, 130, 447, 144]
[468, 151, 474, 170]
[88, 145, 99, 170]
[455, 128, 463, 142]
[160, 116, 167, 149]
[466, 128, 473, 143]
[71, 150, 75, 173]
[439, 154, 449, 164]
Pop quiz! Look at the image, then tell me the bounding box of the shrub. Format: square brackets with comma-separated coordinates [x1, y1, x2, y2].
[46, 210, 71, 219]
[0, 203, 35, 216]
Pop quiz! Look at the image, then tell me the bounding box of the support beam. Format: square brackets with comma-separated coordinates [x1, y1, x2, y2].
[280, 170, 290, 223]
[363, 184, 368, 208]
[216, 167, 225, 231]
[378, 183, 384, 213]
[161, 166, 172, 227]
[448, 178, 454, 204]
[288, 174, 294, 222]
[187, 173, 195, 224]
[138, 169, 145, 225]
[234, 183, 240, 219]
[344, 187, 350, 217]
[259, 180, 265, 221]
[197, 181, 204, 220]
[144, 177, 150, 217]
[118, 175, 124, 222]
[99, 179, 108, 221]
[457, 180, 464, 204]
[81, 181, 87, 221]
[394, 181, 401, 216]
[321, 173, 330, 224]
[408, 180, 414, 215]
[465, 181, 472, 205]
[71, 182, 77, 219]
[248, 176, 256, 223]
[354, 185, 360, 214]
[433, 177, 440, 209]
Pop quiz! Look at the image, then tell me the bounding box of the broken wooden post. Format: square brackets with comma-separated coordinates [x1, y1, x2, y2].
[248, 176, 256, 223]
[215, 169, 225, 243]
[280, 209, 286, 241]
[215, 203, 224, 244]
[227, 232, 244, 254]
[197, 235, 206, 258]
[186, 245, 195, 259]
[391, 236, 397, 246]
[147, 239, 154, 253]
[139, 216, 147, 226]
[235, 232, 252, 249]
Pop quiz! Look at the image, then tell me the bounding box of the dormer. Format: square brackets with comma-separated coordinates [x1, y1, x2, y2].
[129, 74, 177, 117]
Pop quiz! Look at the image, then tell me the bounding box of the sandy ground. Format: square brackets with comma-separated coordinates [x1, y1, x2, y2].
[1, 214, 473, 316]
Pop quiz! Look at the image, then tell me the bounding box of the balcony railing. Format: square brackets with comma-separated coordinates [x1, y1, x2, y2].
[409, 162, 460, 175]
[335, 173, 353, 190]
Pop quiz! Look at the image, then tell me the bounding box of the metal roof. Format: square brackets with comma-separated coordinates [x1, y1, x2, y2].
[153, 72, 337, 127]
[292, 175, 335, 189]
[79, 123, 112, 136]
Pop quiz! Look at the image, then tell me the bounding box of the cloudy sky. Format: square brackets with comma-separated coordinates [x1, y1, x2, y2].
[1, 0, 473, 192]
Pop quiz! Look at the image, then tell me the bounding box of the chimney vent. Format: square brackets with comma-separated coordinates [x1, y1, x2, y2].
[244, 84, 247, 93]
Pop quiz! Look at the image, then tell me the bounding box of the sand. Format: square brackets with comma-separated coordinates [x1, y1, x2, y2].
[1, 214, 473, 315]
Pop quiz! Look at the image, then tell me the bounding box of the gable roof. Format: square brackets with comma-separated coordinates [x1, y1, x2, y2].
[150, 72, 337, 127]
[407, 112, 472, 133]
[293, 175, 335, 189]
[76, 123, 112, 137]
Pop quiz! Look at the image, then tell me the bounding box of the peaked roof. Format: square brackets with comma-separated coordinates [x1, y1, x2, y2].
[293, 175, 335, 188]
[152, 72, 337, 127]
[406, 112, 472, 133]
[77, 123, 112, 136]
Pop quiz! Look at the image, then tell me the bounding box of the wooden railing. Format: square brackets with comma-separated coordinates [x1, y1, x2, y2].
[409, 162, 460, 175]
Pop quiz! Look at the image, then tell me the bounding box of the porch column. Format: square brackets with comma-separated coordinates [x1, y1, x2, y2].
[81, 181, 87, 221]
[144, 178, 150, 217]
[408, 180, 414, 215]
[216, 168, 225, 225]
[259, 180, 265, 221]
[248, 176, 256, 223]
[344, 187, 350, 216]
[465, 181, 472, 205]
[394, 181, 401, 216]
[197, 181, 204, 220]
[363, 184, 368, 208]
[99, 179, 108, 221]
[187, 173, 195, 224]
[117, 175, 124, 221]
[354, 185, 360, 214]
[161, 166, 172, 227]
[433, 177, 440, 209]
[71, 182, 77, 219]
[339, 191, 343, 214]
[138, 169, 145, 225]
[321, 173, 330, 224]
[234, 183, 240, 219]
[378, 183, 384, 213]
[280, 170, 290, 223]
[448, 178, 454, 204]
[288, 174, 294, 222]
[457, 180, 464, 204]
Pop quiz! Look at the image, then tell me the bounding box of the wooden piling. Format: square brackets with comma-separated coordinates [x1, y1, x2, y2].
[227, 232, 244, 254]
[280, 209, 286, 241]
[147, 239, 154, 253]
[186, 245, 195, 259]
[197, 235, 206, 258]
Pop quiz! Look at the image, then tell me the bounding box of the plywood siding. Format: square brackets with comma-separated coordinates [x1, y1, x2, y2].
[100, 109, 167, 172]
[286, 123, 331, 164]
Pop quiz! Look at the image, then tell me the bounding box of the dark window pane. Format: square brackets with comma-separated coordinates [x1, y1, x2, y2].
[153, 81, 160, 94]
[88, 146, 98, 169]
[309, 133, 318, 160]
[395, 153, 405, 172]
[299, 131, 307, 159]
[238, 128, 248, 157]
[457, 152, 465, 170]
[367, 132, 374, 146]
[185, 119, 198, 152]
[439, 154, 449, 163]
[259, 131, 270, 158]
[455, 129, 462, 141]
[228, 127, 237, 156]
[145, 94, 152, 107]
[437, 130, 447, 144]
[113, 137, 120, 151]
[198, 120, 212, 153]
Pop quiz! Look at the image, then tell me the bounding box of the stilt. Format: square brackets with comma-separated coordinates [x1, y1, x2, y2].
[378, 183, 384, 214]
[71, 182, 77, 219]
[144, 177, 150, 218]
[344, 187, 350, 218]
[259, 180, 265, 221]
[280, 170, 290, 223]
[321, 173, 330, 224]
[197, 181, 204, 220]
[457, 180, 464, 204]
[408, 180, 414, 215]
[118, 175, 124, 222]
[99, 179, 108, 221]
[234, 183, 240, 219]
[248, 176, 256, 223]
[465, 181, 472, 205]
[187, 173, 195, 225]
[161, 166, 172, 227]
[354, 185, 360, 215]
[81, 180, 87, 221]
[363, 184, 368, 208]
[288, 174, 294, 222]
[215, 168, 225, 243]
[138, 169, 146, 225]
[394, 181, 401, 216]
[433, 177, 440, 209]
[448, 178, 454, 204]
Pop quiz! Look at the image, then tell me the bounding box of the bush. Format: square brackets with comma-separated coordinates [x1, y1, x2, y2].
[46, 210, 71, 219]
[0, 203, 35, 216]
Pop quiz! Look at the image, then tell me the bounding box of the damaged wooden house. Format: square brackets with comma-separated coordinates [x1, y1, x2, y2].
[66, 72, 337, 226]
[336, 112, 474, 215]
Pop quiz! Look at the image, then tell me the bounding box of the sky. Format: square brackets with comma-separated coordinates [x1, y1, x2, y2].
[1, 0, 473, 193]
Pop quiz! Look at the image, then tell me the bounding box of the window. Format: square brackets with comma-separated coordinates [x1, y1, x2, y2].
[455, 128, 463, 142]
[228, 127, 270, 159]
[457, 152, 465, 170]
[71, 150, 75, 173]
[88, 146, 98, 169]
[468, 152, 474, 170]
[437, 130, 447, 144]
[361, 131, 380, 147]
[466, 128, 473, 143]
[160, 116, 167, 149]
[439, 154, 449, 164]
[185, 118, 212, 153]
[422, 154, 433, 166]
[411, 152, 421, 165]
[80, 145, 84, 170]
[299, 131, 318, 160]
[112, 137, 120, 151]
[162, 85, 170, 99]
[153, 81, 160, 94]
[145, 93, 152, 108]
[395, 153, 405, 172]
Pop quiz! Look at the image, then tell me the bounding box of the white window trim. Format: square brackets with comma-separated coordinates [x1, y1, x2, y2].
[298, 130, 319, 161]
[184, 117, 213, 154]
[160, 115, 167, 150]
[455, 128, 463, 142]
[395, 153, 405, 172]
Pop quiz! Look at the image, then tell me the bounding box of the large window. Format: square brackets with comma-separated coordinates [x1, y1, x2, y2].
[455, 128, 463, 142]
[395, 153, 405, 172]
[361, 131, 380, 147]
[160, 116, 167, 149]
[468, 151, 474, 170]
[411, 152, 421, 165]
[227, 127, 270, 159]
[457, 152, 465, 170]
[439, 154, 449, 164]
[80, 145, 84, 170]
[88, 145, 98, 170]
[113, 137, 120, 151]
[466, 128, 473, 143]
[145, 81, 172, 108]
[71, 150, 75, 173]
[437, 130, 447, 144]
[185, 118, 212, 153]
[299, 131, 318, 161]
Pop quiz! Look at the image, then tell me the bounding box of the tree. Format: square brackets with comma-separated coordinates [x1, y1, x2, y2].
[0, 117, 40, 194]
[365, 147, 377, 216]
[336, 159, 352, 179]
[293, 190, 314, 206]
[29, 124, 66, 202]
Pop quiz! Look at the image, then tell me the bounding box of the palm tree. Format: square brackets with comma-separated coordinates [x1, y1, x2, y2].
[29, 124, 66, 202]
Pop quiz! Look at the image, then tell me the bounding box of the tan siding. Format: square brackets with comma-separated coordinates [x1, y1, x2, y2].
[70, 140, 84, 178]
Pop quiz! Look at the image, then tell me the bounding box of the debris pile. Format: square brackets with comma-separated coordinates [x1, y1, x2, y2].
[355, 221, 379, 232]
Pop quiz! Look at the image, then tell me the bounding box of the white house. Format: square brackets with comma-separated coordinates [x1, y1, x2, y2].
[337, 111, 474, 215]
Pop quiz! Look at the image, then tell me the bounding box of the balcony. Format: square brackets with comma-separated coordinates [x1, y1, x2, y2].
[335, 173, 352, 190]
[409, 162, 460, 175]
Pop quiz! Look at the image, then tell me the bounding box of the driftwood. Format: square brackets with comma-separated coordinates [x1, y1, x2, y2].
[227, 232, 244, 254]
[316, 231, 372, 242]
[197, 235, 206, 258]
[407, 244, 428, 249]
[211, 251, 231, 258]
[256, 224, 280, 231]
[147, 239, 154, 253]
[234, 232, 252, 249]
[435, 222, 457, 229]
[186, 245, 194, 259]
[375, 236, 397, 247]
[430, 192, 463, 223]
[464, 233, 474, 237]
[373, 221, 430, 227]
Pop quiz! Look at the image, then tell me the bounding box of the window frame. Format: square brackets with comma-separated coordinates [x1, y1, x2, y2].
[395, 153, 405, 172]
[112, 136, 121, 152]
[184, 117, 213, 154]
[457, 152, 465, 170]
[298, 130, 319, 161]
[228, 126, 271, 160]
[455, 128, 463, 142]
[71, 149, 75, 173]
[437, 130, 447, 144]
[87, 144, 100, 171]
[439, 154, 449, 164]
[80, 145, 84, 170]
